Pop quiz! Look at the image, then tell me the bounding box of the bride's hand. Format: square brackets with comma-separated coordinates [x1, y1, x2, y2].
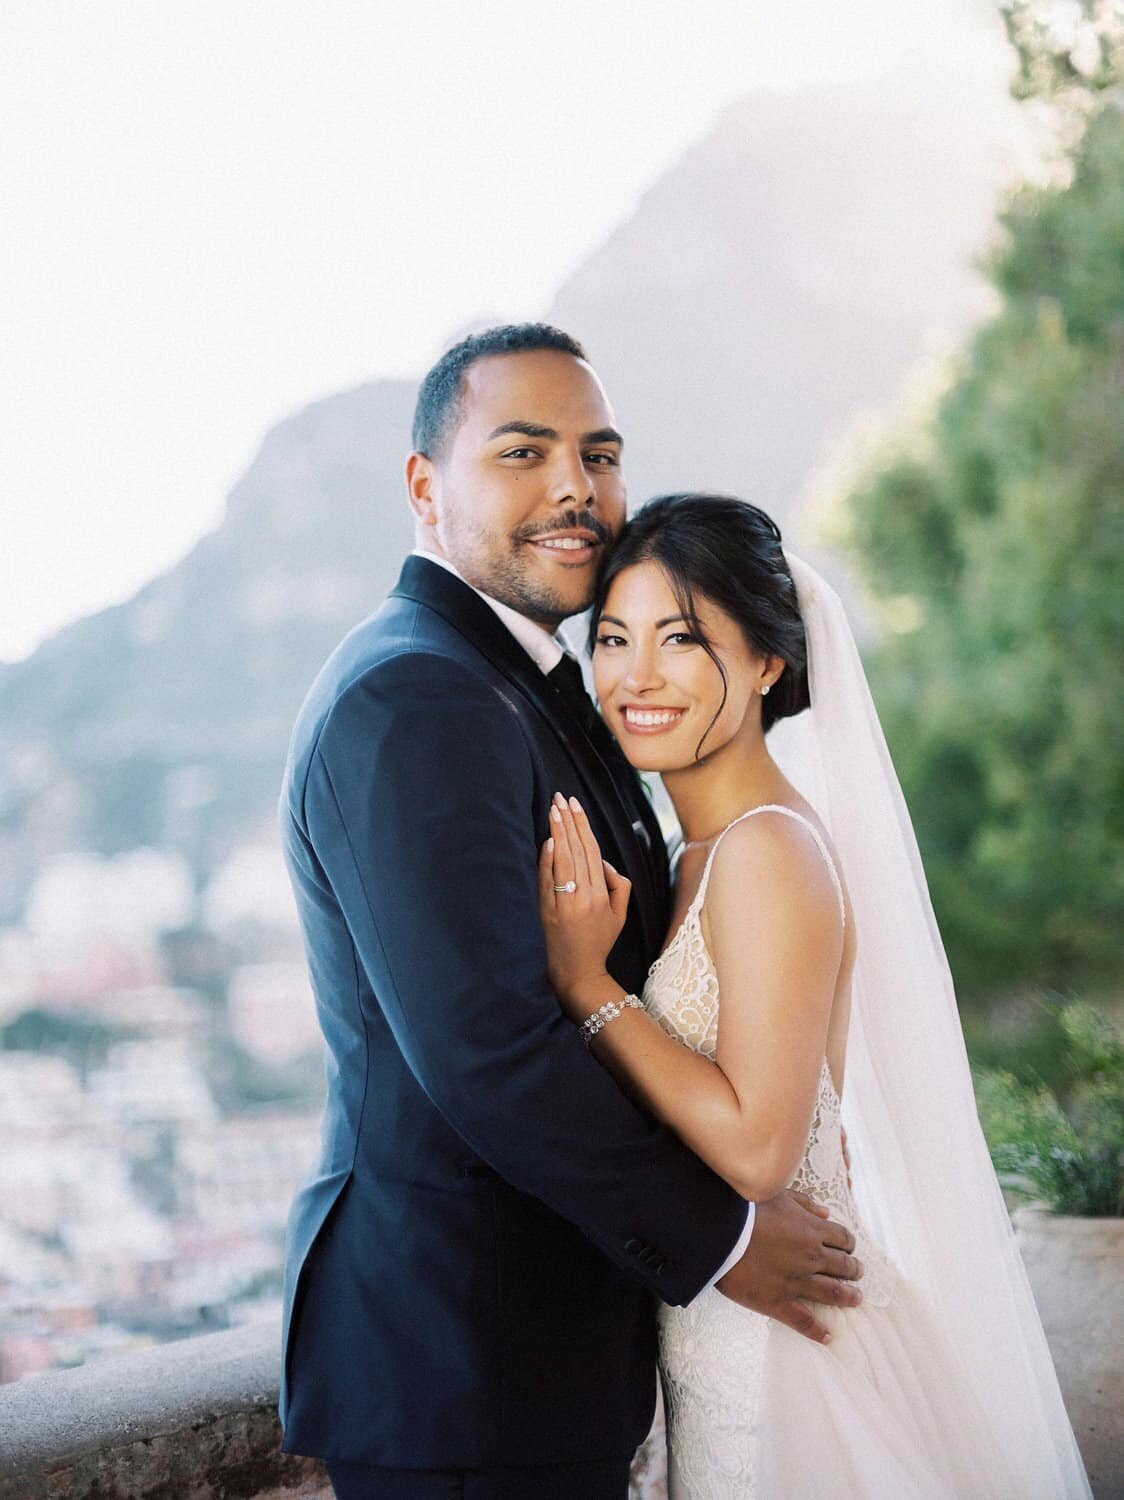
[538, 793, 631, 1019]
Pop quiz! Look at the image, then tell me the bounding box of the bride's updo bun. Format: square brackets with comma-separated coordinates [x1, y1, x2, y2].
[592, 493, 810, 734]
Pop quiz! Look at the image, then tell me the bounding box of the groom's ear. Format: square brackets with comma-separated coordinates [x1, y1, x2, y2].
[406, 451, 438, 527]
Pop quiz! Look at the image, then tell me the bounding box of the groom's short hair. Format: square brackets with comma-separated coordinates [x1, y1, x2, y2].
[412, 323, 587, 462]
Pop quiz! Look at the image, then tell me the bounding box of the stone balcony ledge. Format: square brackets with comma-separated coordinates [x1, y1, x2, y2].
[0, 1320, 328, 1499]
[1, 1221, 1119, 1499]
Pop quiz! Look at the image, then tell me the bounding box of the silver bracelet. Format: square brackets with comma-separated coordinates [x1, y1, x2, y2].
[579, 993, 644, 1046]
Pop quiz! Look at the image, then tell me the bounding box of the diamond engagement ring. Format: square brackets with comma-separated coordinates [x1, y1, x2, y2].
[553, 881, 578, 894]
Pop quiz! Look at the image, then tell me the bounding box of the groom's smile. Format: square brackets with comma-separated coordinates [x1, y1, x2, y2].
[517, 512, 613, 569]
[406, 347, 627, 628]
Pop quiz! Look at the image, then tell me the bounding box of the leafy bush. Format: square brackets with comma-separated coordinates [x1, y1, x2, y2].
[975, 1002, 1123, 1215]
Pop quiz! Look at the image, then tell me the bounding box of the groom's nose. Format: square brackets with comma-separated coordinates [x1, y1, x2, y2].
[545, 446, 595, 507]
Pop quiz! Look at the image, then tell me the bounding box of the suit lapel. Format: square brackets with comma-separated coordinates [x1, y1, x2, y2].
[390, 556, 668, 959]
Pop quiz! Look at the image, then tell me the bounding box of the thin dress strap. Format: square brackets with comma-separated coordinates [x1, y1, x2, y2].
[694, 804, 846, 926]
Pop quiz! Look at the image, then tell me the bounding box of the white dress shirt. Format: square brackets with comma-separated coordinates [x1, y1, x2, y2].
[410, 549, 755, 1288]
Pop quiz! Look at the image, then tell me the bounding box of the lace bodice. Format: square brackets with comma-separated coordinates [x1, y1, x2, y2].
[642, 805, 895, 1308]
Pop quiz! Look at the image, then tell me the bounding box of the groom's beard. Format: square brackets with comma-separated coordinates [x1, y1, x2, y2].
[480, 510, 616, 627]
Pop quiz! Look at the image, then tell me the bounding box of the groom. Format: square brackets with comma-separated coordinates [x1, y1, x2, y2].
[278, 324, 862, 1499]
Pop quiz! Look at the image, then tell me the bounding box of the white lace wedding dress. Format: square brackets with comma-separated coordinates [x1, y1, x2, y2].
[644, 805, 1012, 1499]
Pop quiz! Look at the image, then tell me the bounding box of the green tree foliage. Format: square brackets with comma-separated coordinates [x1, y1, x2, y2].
[839, 98, 1124, 995]
[1002, 0, 1124, 102]
[1, 1006, 138, 1080]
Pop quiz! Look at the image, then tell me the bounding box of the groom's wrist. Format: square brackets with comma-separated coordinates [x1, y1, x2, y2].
[703, 1204, 756, 1297]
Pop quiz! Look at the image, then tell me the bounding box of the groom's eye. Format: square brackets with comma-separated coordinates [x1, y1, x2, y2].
[501, 447, 539, 460]
[584, 451, 619, 467]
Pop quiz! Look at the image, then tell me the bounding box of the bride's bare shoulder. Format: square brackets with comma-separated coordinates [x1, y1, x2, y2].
[705, 805, 843, 931]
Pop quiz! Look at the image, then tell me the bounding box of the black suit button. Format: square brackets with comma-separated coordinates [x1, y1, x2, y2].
[461, 1161, 495, 1180]
[625, 1238, 643, 1255]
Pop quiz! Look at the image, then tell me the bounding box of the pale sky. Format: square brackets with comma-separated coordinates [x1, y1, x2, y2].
[1, 0, 1001, 662]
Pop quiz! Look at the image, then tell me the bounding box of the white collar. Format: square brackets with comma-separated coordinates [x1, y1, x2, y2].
[410, 549, 570, 675]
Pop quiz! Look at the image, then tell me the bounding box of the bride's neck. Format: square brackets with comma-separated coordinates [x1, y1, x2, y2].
[663, 732, 788, 846]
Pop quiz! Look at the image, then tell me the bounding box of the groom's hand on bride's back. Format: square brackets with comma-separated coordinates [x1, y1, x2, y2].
[715, 1189, 863, 1344]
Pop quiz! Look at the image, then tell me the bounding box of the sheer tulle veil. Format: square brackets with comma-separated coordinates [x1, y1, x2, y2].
[768, 554, 1090, 1497]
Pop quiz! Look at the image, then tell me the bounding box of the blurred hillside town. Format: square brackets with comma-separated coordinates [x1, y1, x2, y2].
[0, 837, 323, 1382]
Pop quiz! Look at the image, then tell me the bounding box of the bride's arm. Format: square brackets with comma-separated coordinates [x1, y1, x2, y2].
[543, 797, 843, 1202]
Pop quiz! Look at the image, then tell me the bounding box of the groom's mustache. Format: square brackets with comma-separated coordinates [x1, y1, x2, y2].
[517, 512, 614, 547]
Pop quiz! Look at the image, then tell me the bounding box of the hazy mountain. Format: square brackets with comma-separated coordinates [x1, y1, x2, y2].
[549, 66, 1021, 540]
[0, 66, 1025, 919]
[0, 383, 416, 915]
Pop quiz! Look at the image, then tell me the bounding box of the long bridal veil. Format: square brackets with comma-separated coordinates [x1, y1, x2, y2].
[768, 554, 1090, 1497]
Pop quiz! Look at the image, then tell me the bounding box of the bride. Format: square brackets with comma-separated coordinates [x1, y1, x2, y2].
[537, 493, 1090, 1498]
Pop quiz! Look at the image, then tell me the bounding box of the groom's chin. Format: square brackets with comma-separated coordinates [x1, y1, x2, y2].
[518, 578, 597, 627]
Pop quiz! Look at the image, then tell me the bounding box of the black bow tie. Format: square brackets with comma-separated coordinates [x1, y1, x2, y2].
[548, 653, 597, 733]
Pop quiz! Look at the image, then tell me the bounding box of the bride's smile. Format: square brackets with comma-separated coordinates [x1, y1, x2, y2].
[619, 704, 687, 733]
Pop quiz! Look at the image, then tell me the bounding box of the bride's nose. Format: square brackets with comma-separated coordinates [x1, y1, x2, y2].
[623, 643, 665, 695]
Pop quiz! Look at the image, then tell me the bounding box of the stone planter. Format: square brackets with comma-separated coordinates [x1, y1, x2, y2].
[1015, 1207, 1124, 1499]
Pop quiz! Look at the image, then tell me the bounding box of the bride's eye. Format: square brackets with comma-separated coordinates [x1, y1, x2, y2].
[664, 632, 698, 646]
[595, 633, 626, 648]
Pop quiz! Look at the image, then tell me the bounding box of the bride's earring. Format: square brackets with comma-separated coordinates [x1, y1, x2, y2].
[760, 683, 771, 696]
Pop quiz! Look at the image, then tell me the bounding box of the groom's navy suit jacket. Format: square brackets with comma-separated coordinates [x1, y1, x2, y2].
[278, 555, 746, 1468]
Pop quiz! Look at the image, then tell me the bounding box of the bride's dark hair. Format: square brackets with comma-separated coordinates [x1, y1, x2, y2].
[591, 493, 810, 754]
